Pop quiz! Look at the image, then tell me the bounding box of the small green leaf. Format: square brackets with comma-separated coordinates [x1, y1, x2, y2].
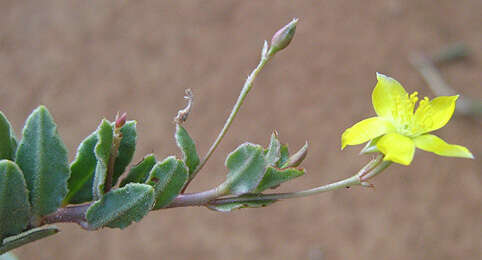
[120, 154, 157, 187]
[207, 195, 276, 212]
[0, 252, 18, 260]
[0, 160, 30, 241]
[255, 167, 305, 193]
[0, 112, 17, 161]
[0, 226, 59, 255]
[175, 125, 200, 177]
[112, 121, 137, 185]
[221, 143, 267, 195]
[86, 183, 154, 229]
[264, 132, 281, 167]
[146, 156, 188, 210]
[92, 120, 113, 200]
[64, 131, 98, 204]
[276, 144, 289, 168]
[15, 106, 70, 224]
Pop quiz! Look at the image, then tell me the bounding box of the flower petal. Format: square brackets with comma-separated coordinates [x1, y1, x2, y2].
[372, 73, 409, 120]
[413, 134, 474, 159]
[341, 117, 394, 149]
[414, 95, 458, 133]
[376, 133, 415, 165]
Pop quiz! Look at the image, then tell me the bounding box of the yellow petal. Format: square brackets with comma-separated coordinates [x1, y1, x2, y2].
[414, 95, 458, 134]
[376, 133, 415, 165]
[341, 117, 394, 149]
[372, 73, 409, 120]
[413, 134, 474, 159]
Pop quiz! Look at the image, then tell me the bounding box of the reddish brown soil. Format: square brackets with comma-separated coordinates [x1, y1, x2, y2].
[1, 1, 480, 259]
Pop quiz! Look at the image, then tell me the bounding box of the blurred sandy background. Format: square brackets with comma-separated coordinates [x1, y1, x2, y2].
[1, 0, 481, 259]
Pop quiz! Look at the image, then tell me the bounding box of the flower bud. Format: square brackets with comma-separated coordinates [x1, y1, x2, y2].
[115, 112, 127, 128]
[268, 18, 298, 57]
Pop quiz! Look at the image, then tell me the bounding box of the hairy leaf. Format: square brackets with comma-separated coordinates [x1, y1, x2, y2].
[0, 160, 30, 240]
[0, 226, 58, 255]
[175, 125, 199, 177]
[86, 183, 154, 229]
[112, 121, 137, 185]
[146, 156, 188, 210]
[222, 143, 267, 195]
[15, 106, 70, 224]
[276, 144, 290, 168]
[120, 154, 157, 187]
[255, 167, 305, 193]
[92, 120, 113, 200]
[207, 196, 276, 212]
[64, 131, 98, 204]
[264, 132, 281, 167]
[0, 112, 17, 161]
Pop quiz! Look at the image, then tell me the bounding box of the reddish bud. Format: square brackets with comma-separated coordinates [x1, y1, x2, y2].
[115, 112, 127, 128]
[268, 18, 298, 57]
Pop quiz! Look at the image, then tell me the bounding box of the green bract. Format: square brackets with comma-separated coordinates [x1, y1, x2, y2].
[341, 73, 473, 165]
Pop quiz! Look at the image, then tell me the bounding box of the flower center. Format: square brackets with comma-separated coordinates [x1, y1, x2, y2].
[390, 91, 432, 137]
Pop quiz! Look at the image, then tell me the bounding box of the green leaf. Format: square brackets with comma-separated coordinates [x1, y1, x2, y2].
[92, 120, 113, 200]
[112, 121, 137, 185]
[146, 156, 188, 210]
[264, 132, 281, 167]
[0, 160, 30, 241]
[254, 167, 305, 193]
[119, 154, 157, 187]
[175, 125, 200, 177]
[221, 143, 267, 195]
[86, 183, 154, 229]
[0, 252, 18, 260]
[64, 131, 98, 204]
[207, 195, 276, 212]
[15, 106, 70, 224]
[0, 112, 17, 161]
[276, 144, 289, 168]
[0, 226, 58, 255]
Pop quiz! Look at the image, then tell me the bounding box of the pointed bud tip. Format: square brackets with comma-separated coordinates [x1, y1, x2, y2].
[115, 112, 127, 128]
[268, 18, 299, 56]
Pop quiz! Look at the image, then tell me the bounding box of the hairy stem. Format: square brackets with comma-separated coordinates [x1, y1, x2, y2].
[184, 52, 272, 190]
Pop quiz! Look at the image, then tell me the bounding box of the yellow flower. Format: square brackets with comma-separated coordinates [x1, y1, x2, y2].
[341, 73, 473, 165]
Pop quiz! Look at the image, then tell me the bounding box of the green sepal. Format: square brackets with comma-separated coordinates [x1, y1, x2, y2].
[146, 156, 188, 210]
[120, 154, 157, 187]
[15, 106, 70, 224]
[0, 160, 30, 240]
[221, 143, 267, 195]
[64, 131, 98, 204]
[264, 132, 281, 167]
[86, 183, 154, 229]
[207, 195, 276, 212]
[0, 226, 59, 255]
[254, 167, 305, 193]
[92, 119, 113, 200]
[0, 112, 17, 161]
[360, 136, 381, 154]
[175, 125, 200, 177]
[280, 142, 308, 168]
[112, 121, 137, 185]
[276, 144, 289, 168]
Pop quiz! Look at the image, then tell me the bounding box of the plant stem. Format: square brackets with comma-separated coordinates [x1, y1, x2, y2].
[172, 155, 390, 207]
[184, 52, 272, 190]
[41, 204, 90, 228]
